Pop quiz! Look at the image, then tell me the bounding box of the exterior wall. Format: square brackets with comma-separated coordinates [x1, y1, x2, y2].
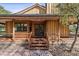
[46, 20, 59, 44]
[46, 20, 59, 35]
[17, 7, 46, 14]
[6, 21, 13, 34]
[23, 8, 39, 14]
[47, 3, 70, 37]
[39, 7, 46, 14]
[15, 32, 28, 38]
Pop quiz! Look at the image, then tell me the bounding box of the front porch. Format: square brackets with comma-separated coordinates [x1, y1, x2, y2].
[0, 14, 60, 49]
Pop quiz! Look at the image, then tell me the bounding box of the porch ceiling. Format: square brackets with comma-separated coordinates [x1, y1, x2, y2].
[0, 14, 60, 21]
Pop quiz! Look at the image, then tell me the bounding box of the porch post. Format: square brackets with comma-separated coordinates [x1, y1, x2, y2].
[58, 20, 60, 40]
[12, 20, 15, 40]
[27, 24, 29, 32]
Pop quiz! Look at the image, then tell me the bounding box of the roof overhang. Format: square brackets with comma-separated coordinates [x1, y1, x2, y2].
[0, 14, 60, 21]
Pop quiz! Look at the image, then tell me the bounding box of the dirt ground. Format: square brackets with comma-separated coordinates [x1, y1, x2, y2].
[49, 37, 79, 56]
[0, 37, 79, 56]
[0, 41, 52, 56]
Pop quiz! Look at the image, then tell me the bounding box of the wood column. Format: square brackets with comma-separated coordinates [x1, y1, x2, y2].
[12, 20, 15, 40]
[27, 24, 29, 32]
[58, 21, 60, 40]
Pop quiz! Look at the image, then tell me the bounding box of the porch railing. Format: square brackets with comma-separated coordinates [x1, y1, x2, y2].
[0, 32, 32, 43]
[0, 33, 12, 38]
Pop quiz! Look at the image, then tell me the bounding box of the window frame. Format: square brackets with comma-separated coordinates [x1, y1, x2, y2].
[0, 23, 5, 33]
[15, 23, 28, 32]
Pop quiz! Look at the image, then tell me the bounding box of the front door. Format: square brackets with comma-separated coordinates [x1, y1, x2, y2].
[34, 24, 45, 38]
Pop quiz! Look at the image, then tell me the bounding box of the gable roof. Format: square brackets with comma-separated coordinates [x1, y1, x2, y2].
[15, 3, 46, 14]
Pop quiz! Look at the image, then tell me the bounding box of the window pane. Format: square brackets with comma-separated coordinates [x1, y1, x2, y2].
[23, 26, 27, 31]
[24, 24, 27, 26]
[23, 24, 27, 31]
[0, 24, 5, 34]
[15, 23, 28, 32]
[16, 24, 20, 27]
[17, 27, 21, 31]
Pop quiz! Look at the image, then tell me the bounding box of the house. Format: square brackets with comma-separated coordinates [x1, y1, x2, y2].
[0, 3, 70, 49]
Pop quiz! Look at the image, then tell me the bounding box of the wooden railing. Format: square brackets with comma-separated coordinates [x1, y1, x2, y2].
[0, 33, 13, 41]
[15, 32, 29, 38]
[26, 32, 32, 49]
[0, 32, 33, 43]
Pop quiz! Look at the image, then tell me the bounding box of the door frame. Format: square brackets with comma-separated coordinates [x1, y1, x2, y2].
[32, 21, 46, 38]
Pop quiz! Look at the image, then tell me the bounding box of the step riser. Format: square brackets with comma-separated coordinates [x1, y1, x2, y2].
[30, 38, 48, 50]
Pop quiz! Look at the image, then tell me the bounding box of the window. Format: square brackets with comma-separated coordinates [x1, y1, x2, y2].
[15, 23, 27, 32]
[0, 23, 5, 33]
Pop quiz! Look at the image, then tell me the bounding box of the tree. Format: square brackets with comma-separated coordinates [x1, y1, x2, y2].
[0, 5, 11, 14]
[57, 3, 79, 52]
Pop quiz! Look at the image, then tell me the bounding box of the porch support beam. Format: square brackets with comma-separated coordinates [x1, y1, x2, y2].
[12, 20, 15, 40]
[58, 20, 60, 41]
[27, 24, 30, 32]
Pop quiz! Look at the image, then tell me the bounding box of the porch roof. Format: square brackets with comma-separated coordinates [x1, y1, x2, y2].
[0, 14, 60, 21]
[0, 14, 60, 17]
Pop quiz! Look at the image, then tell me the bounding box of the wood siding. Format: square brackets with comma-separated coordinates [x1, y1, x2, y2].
[46, 20, 59, 36]
[15, 32, 28, 38]
[6, 21, 13, 33]
[46, 20, 69, 38]
[16, 7, 46, 14]
[23, 8, 39, 14]
[47, 3, 70, 37]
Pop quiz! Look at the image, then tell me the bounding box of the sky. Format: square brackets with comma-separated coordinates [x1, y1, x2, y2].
[0, 3, 45, 13]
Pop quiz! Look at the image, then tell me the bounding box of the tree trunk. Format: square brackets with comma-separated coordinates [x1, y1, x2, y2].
[69, 21, 79, 52]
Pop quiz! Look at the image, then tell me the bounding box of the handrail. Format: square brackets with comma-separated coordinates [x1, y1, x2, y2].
[26, 32, 32, 49]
